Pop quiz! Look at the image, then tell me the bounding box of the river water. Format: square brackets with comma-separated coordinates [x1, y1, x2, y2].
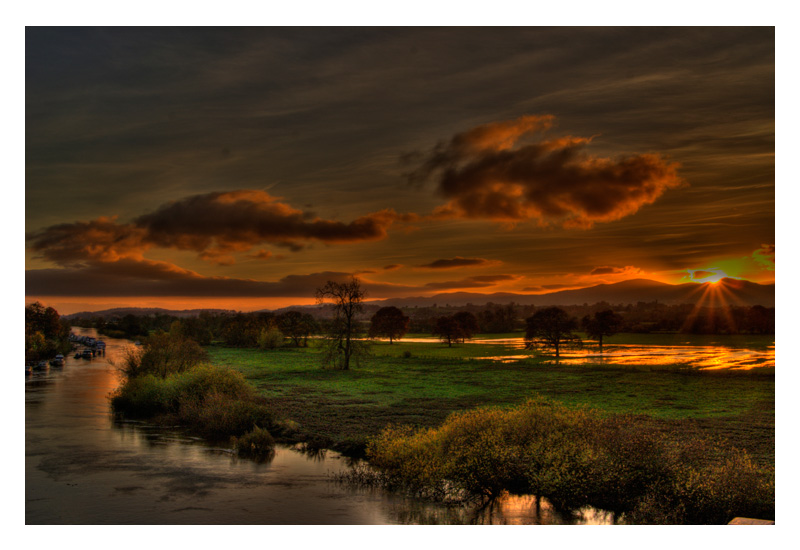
[25, 328, 612, 525]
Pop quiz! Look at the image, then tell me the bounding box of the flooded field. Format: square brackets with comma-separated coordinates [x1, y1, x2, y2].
[399, 336, 775, 370]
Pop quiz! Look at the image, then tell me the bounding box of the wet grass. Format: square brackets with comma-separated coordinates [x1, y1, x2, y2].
[206, 336, 774, 464]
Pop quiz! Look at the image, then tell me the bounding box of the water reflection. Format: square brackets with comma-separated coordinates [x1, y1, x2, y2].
[384, 494, 614, 525]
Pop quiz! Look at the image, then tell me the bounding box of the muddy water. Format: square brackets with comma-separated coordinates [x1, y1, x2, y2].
[26, 328, 612, 525]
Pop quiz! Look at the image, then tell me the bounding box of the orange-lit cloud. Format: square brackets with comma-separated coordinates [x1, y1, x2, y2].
[423, 274, 519, 290]
[26, 217, 150, 266]
[752, 244, 775, 270]
[28, 190, 416, 266]
[418, 256, 500, 269]
[690, 270, 719, 281]
[407, 115, 684, 227]
[522, 283, 578, 292]
[590, 265, 644, 277]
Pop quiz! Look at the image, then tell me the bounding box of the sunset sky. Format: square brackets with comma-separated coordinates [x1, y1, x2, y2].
[24, 27, 775, 313]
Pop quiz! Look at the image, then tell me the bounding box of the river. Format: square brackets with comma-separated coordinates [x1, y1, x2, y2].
[25, 327, 612, 525]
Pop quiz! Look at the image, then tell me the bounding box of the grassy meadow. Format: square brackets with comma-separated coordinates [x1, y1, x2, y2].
[206, 333, 774, 464]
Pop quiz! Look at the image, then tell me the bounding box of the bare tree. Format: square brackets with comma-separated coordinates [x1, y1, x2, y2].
[315, 277, 368, 369]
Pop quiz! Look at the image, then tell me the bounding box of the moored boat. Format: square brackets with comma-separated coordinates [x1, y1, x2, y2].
[50, 354, 65, 367]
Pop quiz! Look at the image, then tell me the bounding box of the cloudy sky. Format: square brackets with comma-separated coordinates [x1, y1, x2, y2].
[25, 27, 774, 313]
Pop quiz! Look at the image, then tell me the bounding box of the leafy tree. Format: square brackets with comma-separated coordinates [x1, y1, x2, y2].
[433, 316, 460, 347]
[118, 331, 208, 378]
[477, 303, 517, 333]
[25, 301, 64, 340]
[525, 307, 581, 358]
[452, 311, 479, 343]
[219, 313, 265, 347]
[368, 306, 410, 344]
[258, 324, 285, 350]
[25, 302, 70, 361]
[277, 310, 319, 347]
[432, 312, 479, 347]
[582, 309, 624, 352]
[315, 277, 369, 370]
[170, 317, 213, 345]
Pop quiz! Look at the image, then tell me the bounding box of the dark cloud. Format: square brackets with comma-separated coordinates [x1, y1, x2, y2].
[134, 190, 415, 255]
[246, 249, 275, 261]
[408, 116, 685, 227]
[25, 261, 421, 298]
[27, 190, 415, 266]
[383, 264, 402, 271]
[418, 256, 499, 269]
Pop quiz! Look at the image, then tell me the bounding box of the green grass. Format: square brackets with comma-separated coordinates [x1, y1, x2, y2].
[206, 335, 774, 464]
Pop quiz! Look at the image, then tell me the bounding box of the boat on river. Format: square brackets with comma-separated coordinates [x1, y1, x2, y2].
[50, 355, 65, 367]
[81, 349, 93, 359]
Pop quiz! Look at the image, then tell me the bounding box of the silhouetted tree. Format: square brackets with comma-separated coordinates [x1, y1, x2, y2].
[315, 277, 369, 370]
[582, 309, 624, 352]
[433, 316, 461, 347]
[452, 311, 480, 343]
[368, 306, 410, 344]
[278, 310, 318, 347]
[432, 312, 480, 347]
[525, 307, 581, 358]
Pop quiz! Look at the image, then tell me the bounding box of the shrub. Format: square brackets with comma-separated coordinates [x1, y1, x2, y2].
[258, 326, 285, 350]
[110, 364, 275, 441]
[364, 398, 775, 523]
[109, 374, 175, 417]
[234, 427, 276, 459]
[177, 391, 274, 439]
[172, 364, 257, 403]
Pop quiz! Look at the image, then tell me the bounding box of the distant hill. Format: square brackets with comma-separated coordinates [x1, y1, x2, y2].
[61, 278, 774, 318]
[63, 307, 237, 320]
[368, 278, 774, 308]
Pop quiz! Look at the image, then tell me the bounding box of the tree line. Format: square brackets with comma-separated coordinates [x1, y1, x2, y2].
[67, 299, 774, 353]
[25, 302, 72, 362]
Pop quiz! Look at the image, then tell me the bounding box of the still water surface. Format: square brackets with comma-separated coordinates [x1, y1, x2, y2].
[401, 337, 775, 370]
[26, 328, 611, 525]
